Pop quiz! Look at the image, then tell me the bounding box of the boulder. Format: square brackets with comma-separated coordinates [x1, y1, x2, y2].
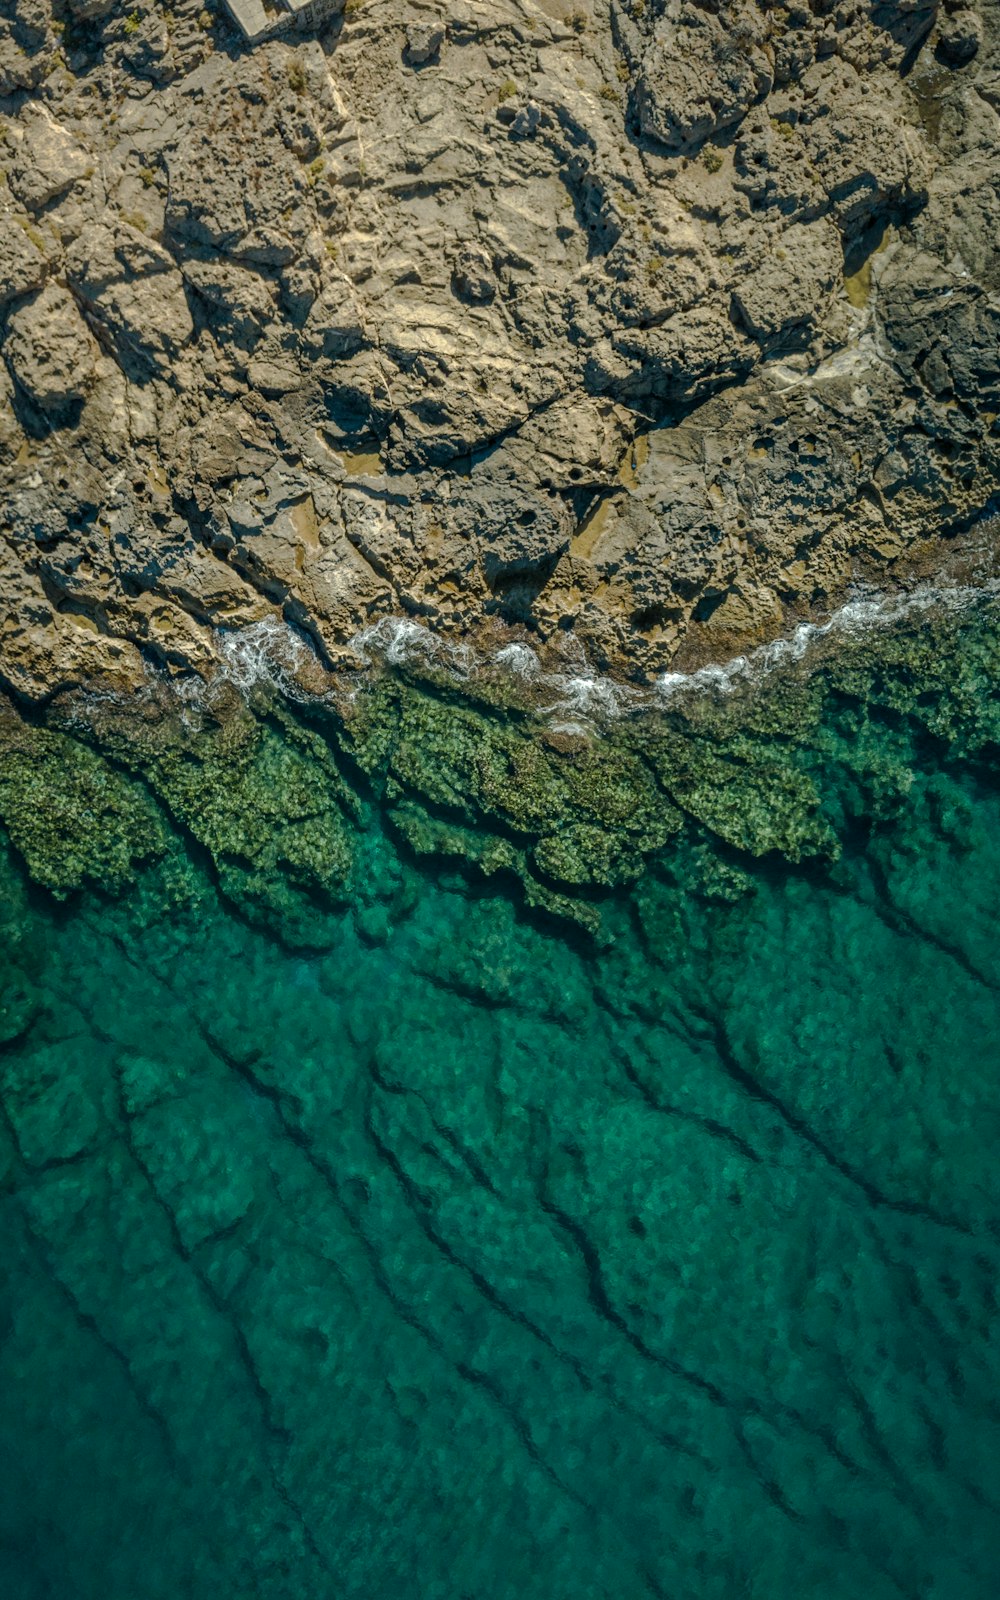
[181, 258, 278, 351]
[634, 2, 772, 152]
[4, 284, 99, 415]
[732, 221, 841, 347]
[65, 223, 194, 377]
[797, 62, 929, 233]
[452, 245, 497, 304]
[0, 216, 48, 310]
[405, 22, 445, 65]
[937, 7, 982, 65]
[8, 105, 91, 212]
[0, 0, 53, 96]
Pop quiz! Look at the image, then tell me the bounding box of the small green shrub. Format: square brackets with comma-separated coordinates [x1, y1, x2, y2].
[15, 215, 46, 252]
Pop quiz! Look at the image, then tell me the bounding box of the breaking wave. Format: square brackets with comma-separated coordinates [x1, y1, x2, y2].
[345, 579, 1000, 725]
[60, 580, 1000, 736]
[656, 580, 1000, 701]
[214, 617, 314, 700]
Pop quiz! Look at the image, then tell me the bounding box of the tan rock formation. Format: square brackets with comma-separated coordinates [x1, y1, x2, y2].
[1, 0, 998, 699]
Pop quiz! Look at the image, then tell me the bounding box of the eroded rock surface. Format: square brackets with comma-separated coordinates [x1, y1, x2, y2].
[2, 0, 999, 695]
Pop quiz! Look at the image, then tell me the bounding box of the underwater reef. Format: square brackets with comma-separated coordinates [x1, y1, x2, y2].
[1, 596, 1000, 1599]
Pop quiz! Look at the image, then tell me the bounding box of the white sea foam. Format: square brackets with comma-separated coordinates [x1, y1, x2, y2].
[214, 617, 313, 700]
[492, 642, 541, 678]
[341, 576, 999, 727]
[351, 615, 475, 677]
[655, 580, 1000, 704]
[58, 576, 1000, 740]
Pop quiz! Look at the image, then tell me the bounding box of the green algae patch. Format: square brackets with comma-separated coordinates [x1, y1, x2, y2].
[59, 688, 358, 940]
[0, 703, 170, 898]
[369, 679, 685, 908]
[3, 594, 1000, 941]
[644, 732, 836, 861]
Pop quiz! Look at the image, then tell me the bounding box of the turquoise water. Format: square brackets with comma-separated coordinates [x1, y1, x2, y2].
[1, 610, 1000, 1599]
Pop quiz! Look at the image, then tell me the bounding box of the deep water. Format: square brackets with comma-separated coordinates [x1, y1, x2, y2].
[2, 612, 1000, 1600]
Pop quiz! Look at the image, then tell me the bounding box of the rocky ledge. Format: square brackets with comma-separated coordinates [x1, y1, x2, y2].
[2, 0, 999, 700]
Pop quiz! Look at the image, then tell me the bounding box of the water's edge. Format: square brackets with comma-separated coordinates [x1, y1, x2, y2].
[2, 583, 1000, 939]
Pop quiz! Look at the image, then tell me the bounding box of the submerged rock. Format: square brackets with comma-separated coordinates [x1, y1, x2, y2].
[2, 585, 999, 938]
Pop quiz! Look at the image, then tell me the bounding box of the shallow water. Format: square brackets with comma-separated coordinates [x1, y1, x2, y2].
[1, 606, 1000, 1599]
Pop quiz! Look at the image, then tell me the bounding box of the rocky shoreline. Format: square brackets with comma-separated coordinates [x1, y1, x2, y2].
[2, 0, 1000, 705]
[1, 574, 998, 936]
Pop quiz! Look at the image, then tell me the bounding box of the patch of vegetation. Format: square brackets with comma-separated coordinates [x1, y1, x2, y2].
[498, 79, 518, 102]
[124, 12, 142, 35]
[14, 215, 46, 252]
[702, 145, 724, 173]
[138, 167, 156, 188]
[287, 58, 306, 93]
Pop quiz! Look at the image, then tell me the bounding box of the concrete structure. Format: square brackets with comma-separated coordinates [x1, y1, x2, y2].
[222, 0, 341, 44]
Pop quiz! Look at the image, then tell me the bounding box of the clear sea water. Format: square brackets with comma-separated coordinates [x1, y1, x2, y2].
[1, 600, 999, 1600]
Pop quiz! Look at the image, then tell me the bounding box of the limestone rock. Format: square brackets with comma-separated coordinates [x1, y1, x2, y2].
[0, 216, 49, 309]
[8, 106, 92, 212]
[3, 285, 99, 415]
[1, 0, 999, 698]
[65, 223, 194, 376]
[405, 22, 445, 65]
[634, 2, 773, 153]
